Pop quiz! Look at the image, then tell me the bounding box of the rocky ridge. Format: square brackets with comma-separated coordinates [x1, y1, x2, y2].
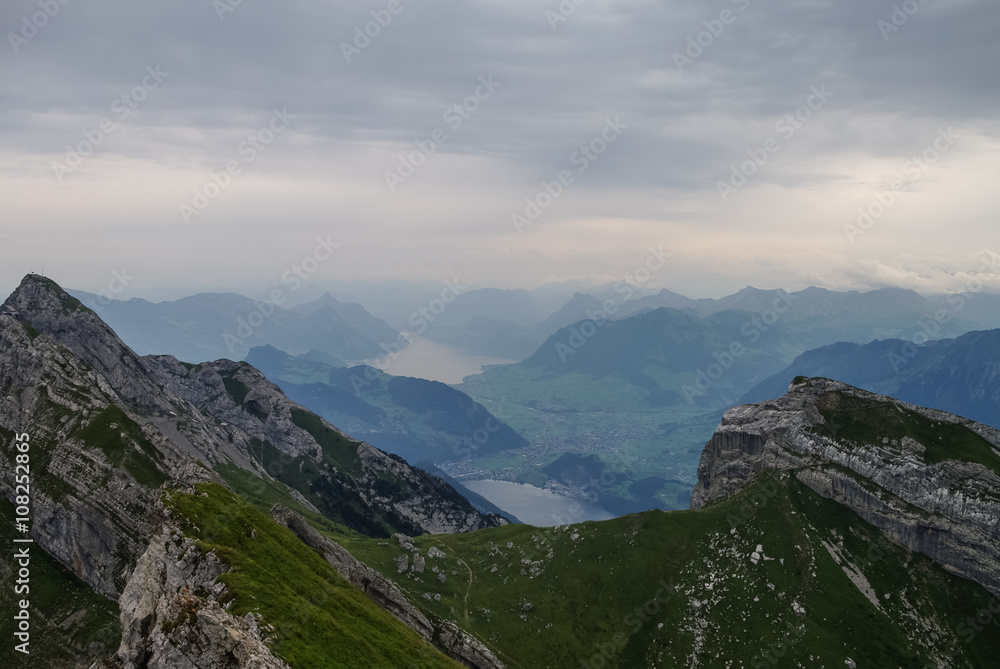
[0, 274, 503, 667]
[692, 376, 1000, 597]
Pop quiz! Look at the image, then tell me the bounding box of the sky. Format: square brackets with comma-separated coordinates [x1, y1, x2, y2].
[2, 0, 999, 301]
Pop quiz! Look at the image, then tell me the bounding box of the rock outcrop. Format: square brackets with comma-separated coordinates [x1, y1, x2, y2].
[103, 518, 289, 669]
[692, 377, 1000, 597]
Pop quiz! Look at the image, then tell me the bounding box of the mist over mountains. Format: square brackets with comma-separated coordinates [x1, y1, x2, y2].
[62, 278, 1000, 518]
[69, 288, 401, 364]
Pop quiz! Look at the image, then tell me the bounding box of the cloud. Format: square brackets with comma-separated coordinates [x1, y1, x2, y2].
[1, 0, 998, 296]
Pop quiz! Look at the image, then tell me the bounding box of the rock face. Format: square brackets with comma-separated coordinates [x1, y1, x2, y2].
[108, 519, 289, 669]
[692, 377, 1000, 598]
[271, 505, 505, 669]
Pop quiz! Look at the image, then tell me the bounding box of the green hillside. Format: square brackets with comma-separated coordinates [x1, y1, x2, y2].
[452, 307, 802, 512]
[245, 346, 530, 464]
[341, 474, 1000, 668]
[165, 483, 462, 669]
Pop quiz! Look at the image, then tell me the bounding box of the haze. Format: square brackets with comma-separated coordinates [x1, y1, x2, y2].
[2, 0, 999, 300]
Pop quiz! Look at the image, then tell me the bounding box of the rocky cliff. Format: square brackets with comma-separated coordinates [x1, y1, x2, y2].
[692, 376, 1000, 598]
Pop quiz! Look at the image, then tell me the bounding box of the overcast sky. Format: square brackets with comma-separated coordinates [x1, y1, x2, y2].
[2, 0, 999, 301]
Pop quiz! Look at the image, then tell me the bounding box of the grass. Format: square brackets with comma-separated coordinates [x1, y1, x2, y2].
[74, 404, 168, 487]
[163, 483, 462, 669]
[20, 321, 42, 341]
[221, 374, 251, 405]
[814, 390, 1000, 477]
[290, 408, 363, 476]
[213, 462, 365, 542]
[341, 476, 1000, 668]
[218, 370, 269, 421]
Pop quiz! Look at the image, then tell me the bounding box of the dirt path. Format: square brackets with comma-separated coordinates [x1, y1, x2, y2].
[437, 540, 474, 623]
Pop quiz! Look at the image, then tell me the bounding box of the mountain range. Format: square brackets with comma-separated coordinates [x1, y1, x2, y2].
[342, 378, 1000, 667]
[69, 289, 399, 364]
[399, 283, 1000, 363]
[2, 274, 999, 668]
[741, 329, 1000, 430]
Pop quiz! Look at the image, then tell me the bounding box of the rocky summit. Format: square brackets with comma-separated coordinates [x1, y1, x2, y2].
[692, 376, 1000, 598]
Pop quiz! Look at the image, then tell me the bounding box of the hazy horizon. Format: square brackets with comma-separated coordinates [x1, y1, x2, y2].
[8, 271, 1000, 311]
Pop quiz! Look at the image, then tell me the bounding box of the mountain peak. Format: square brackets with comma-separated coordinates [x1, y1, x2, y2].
[693, 376, 1000, 597]
[3, 273, 95, 318]
[2, 273, 167, 411]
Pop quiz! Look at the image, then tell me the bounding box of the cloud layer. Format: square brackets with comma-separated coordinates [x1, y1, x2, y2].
[1, 0, 998, 298]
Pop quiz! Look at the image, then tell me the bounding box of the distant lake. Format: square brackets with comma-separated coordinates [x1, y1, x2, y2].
[462, 479, 615, 527]
[373, 338, 517, 384]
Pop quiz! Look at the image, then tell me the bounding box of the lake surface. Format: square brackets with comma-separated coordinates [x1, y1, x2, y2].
[462, 479, 615, 527]
[372, 338, 517, 384]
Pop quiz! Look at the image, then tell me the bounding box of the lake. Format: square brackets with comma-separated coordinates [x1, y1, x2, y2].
[462, 479, 615, 527]
[372, 337, 517, 384]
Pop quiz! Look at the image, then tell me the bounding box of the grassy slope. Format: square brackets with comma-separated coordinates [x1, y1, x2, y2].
[342, 475, 1000, 669]
[812, 388, 1000, 477]
[164, 483, 462, 669]
[75, 404, 168, 488]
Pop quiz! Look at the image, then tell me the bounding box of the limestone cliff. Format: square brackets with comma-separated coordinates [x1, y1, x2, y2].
[692, 377, 1000, 597]
[96, 517, 289, 669]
